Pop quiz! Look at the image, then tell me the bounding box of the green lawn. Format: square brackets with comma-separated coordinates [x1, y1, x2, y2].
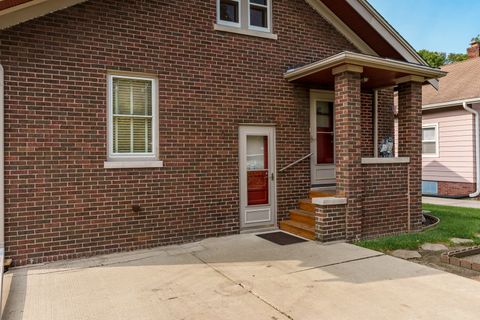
[357, 204, 480, 251]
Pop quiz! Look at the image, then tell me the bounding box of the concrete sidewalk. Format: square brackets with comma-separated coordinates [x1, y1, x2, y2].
[423, 196, 480, 208]
[3, 233, 480, 320]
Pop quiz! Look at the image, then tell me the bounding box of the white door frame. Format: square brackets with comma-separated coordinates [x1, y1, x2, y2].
[310, 89, 336, 186]
[239, 125, 277, 230]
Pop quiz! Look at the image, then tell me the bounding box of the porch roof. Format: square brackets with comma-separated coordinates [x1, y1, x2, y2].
[284, 51, 447, 90]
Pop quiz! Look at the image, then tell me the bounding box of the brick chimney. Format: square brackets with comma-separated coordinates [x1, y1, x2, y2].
[467, 41, 480, 59]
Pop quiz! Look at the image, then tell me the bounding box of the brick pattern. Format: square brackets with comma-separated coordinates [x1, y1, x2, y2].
[360, 88, 394, 158]
[360, 91, 373, 157]
[361, 163, 409, 238]
[314, 204, 346, 242]
[397, 81, 423, 232]
[334, 71, 363, 241]
[0, 0, 361, 265]
[437, 181, 476, 197]
[377, 88, 395, 152]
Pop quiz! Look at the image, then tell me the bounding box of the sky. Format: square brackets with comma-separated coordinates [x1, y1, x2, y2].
[368, 0, 480, 54]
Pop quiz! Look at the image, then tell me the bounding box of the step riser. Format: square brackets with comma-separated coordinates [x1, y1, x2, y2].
[299, 201, 316, 213]
[290, 212, 315, 226]
[309, 191, 335, 199]
[279, 222, 316, 240]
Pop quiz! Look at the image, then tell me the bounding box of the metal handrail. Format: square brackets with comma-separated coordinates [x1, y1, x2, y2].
[278, 152, 313, 173]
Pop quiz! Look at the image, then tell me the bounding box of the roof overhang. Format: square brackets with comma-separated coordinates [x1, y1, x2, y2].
[309, 0, 439, 89]
[0, 0, 86, 30]
[285, 51, 447, 90]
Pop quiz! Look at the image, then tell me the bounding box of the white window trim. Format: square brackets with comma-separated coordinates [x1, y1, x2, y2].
[422, 123, 439, 158]
[217, 0, 241, 28]
[215, 0, 276, 39]
[247, 0, 272, 33]
[106, 74, 161, 166]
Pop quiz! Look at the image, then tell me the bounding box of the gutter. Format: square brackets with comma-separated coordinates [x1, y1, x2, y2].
[463, 101, 480, 198]
[373, 89, 378, 157]
[0, 63, 4, 316]
[423, 97, 480, 111]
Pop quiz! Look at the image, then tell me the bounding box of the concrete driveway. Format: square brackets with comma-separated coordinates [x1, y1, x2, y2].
[2, 233, 480, 320]
[423, 196, 480, 208]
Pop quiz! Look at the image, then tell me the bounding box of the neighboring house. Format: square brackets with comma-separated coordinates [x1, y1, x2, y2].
[0, 0, 445, 266]
[422, 41, 480, 197]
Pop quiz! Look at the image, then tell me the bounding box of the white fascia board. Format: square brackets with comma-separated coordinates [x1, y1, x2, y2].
[423, 97, 480, 111]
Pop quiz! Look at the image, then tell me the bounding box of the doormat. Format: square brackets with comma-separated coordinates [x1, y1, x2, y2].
[256, 231, 308, 245]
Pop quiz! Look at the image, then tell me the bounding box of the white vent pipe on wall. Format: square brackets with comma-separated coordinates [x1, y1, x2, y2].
[373, 89, 378, 157]
[463, 101, 480, 198]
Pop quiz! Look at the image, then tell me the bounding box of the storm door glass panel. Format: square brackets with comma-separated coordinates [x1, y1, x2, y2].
[316, 101, 334, 164]
[247, 135, 269, 205]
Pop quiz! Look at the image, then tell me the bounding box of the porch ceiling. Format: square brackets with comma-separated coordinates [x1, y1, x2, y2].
[285, 51, 447, 90]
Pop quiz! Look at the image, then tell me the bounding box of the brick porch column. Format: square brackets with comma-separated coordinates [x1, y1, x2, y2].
[333, 65, 363, 241]
[397, 79, 423, 232]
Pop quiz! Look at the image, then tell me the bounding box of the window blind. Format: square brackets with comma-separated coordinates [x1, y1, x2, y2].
[112, 78, 153, 154]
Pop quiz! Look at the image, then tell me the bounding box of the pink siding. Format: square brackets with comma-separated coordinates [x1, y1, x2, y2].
[422, 104, 480, 183]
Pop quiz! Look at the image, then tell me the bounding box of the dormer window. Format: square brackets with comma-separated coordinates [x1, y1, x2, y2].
[216, 0, 275, 39]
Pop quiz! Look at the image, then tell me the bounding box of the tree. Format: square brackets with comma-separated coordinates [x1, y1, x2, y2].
[472, 34, 480, 42]
[418, 49, 469, 68]
[447, 53, 468, 63]
[418, 49, 446, 68]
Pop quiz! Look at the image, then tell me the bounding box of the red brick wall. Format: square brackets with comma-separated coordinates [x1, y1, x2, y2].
[315, 204, 346, 242]
[361, 163, 409, 238]
[397, 81, 423, 232]
[0, 0, 360, 265]
[360, 88, 394, 158]
[361, 91, 374, 157]
[377, 88, 395, 149]
[334, 70, 363, 241]
[437, 181, 475, 197]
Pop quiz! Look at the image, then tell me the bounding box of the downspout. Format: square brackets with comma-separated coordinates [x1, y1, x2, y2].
[0, 63, 4, 316]
[463, 101, 480, 197]
[373, 89, 378, 157]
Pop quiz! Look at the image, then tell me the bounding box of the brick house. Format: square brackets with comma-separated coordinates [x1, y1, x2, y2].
[0, 0, 445, 266]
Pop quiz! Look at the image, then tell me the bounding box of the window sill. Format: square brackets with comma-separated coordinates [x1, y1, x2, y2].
[104, 160, 164, 169]
[361, 157, 410, 164]
[213, 24, 278, 40]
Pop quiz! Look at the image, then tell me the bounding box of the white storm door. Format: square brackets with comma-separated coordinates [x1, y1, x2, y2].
[310, 90, 336, 186]
[239, 126, 276, 229]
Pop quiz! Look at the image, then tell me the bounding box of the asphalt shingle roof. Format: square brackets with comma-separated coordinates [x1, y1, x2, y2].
[423, 57, 480, 106]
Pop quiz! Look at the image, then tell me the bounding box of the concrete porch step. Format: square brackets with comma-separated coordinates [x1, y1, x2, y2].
[279, 220, 315, 240]
[289, 209, 315, 226]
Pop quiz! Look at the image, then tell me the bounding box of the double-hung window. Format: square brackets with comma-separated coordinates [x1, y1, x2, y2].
[216, 0, 274, 38]
[219, 0, 241, 27]
[422, 124, 439, 157]
[107, 74, 161, 167]
[248, 0, 269, 31]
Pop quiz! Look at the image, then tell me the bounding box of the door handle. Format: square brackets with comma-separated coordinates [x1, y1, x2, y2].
[271, 172, 275, 181]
